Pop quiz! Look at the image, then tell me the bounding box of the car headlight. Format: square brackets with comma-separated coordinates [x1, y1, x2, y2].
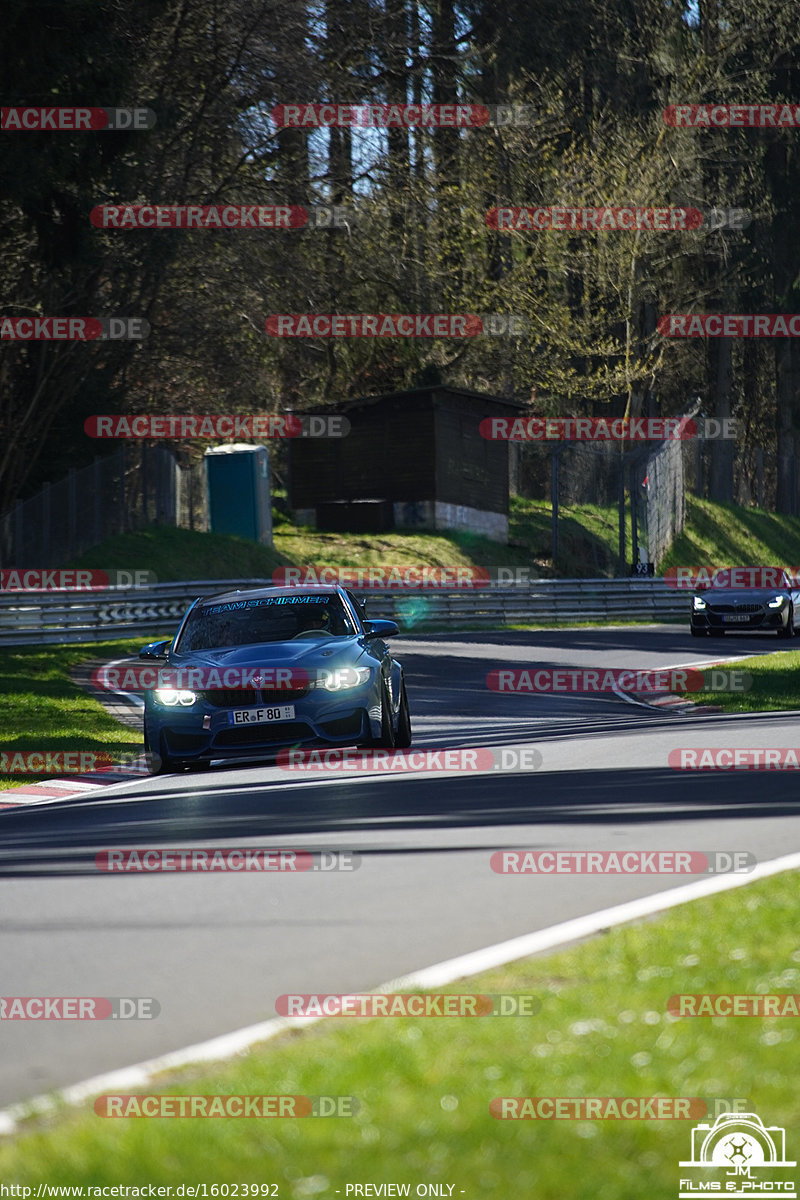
[154, 689, 197, 706]
[768, 595, 786, 608]
[692, 595, 707, 610]
[314, 667, 372, 691]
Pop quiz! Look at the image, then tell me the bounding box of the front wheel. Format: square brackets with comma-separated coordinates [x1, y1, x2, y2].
[364, 682, 396, 749]
[145, 722, 180, 775]
[394, 681, 412, 748]
[777, 606, 795, 638]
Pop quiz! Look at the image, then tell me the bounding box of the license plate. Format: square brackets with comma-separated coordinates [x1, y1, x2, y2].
[229, 705, 295, 724]
[722, 614, 750, 623]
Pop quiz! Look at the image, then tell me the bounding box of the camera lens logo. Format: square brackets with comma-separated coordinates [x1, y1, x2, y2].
[679, 1112, 796, 1197]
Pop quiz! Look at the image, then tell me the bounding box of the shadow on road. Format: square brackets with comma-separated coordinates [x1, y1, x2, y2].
[1, 763, 797, 877]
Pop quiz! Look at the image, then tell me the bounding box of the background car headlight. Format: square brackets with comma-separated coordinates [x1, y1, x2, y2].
[315, 667, 372, 691]
[692, 595, 707, 610]
[154, 688, 197, 706]
[768, 595, 786, 608]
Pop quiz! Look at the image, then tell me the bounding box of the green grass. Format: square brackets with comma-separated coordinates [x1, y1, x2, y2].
[63, 494, 800, 589]
[0, 639, 147, 791]
[2, 870, 799, 1196]
[67, 494, 800, 588]
[509, 496, 634, 576]
[691, 648, 800, 713]
[68, 526, 291, 583]
[661, 497, 800, 574]
[66, 496, 636, 582]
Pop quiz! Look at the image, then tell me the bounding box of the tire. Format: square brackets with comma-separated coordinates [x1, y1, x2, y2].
[394, 681, 412, 749]
[145, 723, 180, 775]
[777, 606, 794, 639]
[365, 682, 396, 749]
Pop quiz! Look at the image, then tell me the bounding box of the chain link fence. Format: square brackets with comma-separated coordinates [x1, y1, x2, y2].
[0, 446, 209, 568]
[511, 409, 696, 572]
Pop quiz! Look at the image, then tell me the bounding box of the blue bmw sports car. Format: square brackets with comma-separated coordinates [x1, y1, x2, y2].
[139, 584, 411, 773]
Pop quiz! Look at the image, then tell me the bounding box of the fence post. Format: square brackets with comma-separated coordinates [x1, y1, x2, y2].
[551, 449, 559, 565]
[120, 445, 127, 533]
[629, 463, 638, 570]
[93, 458, 101, 544]
[142, 441, 149, 526]
[42, 481, 51, 566]
[68, 468, 77, 560]
[618, 462, 626, 577]
[14, 503, 23, 569]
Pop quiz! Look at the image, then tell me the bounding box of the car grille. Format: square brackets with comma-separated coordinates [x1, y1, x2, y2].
[214, 722, 312, 746]
[200, 687, 309, 708]
[708, 603, 763, 614]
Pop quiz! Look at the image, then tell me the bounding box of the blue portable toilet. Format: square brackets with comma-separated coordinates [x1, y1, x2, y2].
[204, 444, 273, 546]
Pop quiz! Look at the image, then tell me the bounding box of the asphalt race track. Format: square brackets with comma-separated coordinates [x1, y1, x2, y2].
[2, 625, 798, 1110]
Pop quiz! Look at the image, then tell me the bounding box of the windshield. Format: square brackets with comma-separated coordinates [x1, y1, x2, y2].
[176, 594, 357, 651]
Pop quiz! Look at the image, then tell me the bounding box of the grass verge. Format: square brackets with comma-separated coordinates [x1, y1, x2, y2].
[691, 647, 800, 713]
[1, 869, 798, 1194]
[0, 639, 148, 791]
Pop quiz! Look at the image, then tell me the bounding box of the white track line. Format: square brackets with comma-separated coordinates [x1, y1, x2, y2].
[2, 849, 800, 1136]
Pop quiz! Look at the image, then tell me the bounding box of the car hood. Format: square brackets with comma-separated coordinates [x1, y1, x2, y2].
[695, 589, 782, 602]
[169, 637, 370, 670]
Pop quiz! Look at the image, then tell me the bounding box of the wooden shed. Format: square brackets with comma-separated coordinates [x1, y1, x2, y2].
[287, 386, 526, 544]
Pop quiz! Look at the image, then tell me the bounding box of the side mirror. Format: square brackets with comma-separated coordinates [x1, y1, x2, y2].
[139, 639, 170, 659]
[363, 619, 400, 639]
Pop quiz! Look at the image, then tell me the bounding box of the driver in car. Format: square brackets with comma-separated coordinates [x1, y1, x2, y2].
[301, 607, 330, 632]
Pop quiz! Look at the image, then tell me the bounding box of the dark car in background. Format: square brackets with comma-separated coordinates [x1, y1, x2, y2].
[691, 569, 800, 638]
[140, 585, 411, 773]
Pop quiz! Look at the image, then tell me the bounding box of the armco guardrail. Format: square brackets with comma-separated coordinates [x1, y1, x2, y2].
[0, 578, 690, 646]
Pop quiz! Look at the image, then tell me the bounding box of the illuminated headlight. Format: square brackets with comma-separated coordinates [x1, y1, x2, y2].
[154, 689, 197, 706]
[768, 596, 786, 609]
[692, 595, 707, 610]
[315, 667, 372, 691]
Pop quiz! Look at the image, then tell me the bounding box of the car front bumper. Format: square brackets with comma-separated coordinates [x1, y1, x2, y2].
[145, 687, 381, 763]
